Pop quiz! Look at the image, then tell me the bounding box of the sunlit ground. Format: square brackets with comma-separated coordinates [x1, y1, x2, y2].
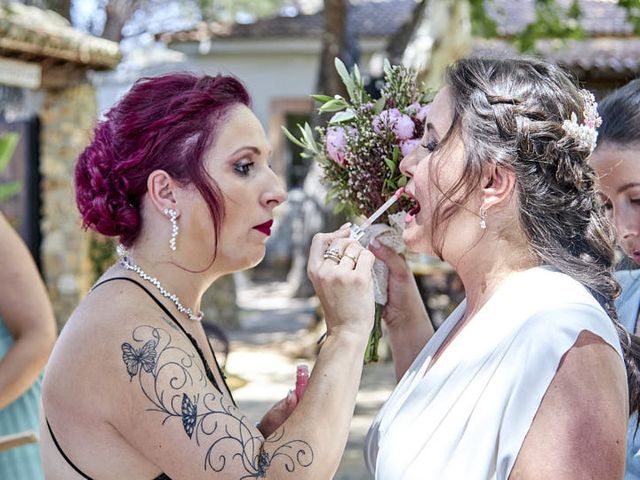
[226, 280, 396, 479]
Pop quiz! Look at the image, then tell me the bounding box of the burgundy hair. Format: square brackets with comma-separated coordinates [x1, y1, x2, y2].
[75, 72, 251, 248]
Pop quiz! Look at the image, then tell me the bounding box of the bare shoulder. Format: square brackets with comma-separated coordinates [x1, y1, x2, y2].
[510, 330, 628, 480]
[43, 276, 183, 413]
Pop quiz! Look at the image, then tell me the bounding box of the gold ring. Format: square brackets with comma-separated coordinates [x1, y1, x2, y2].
[323, 252, 342, 263]
[343, 253, 359, 264]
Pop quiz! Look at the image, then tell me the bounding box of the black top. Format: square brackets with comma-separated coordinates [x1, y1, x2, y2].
[46, 276, 236, 479]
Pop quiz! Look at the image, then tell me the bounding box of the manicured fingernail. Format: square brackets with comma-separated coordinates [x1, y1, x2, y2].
[340, 222, 352, 230]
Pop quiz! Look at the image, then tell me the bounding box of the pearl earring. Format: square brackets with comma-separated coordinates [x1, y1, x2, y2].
[164, 208, 179, 251]
[479, 207, 487, 230]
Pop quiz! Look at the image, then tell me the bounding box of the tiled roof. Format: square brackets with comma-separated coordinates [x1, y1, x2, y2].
[158, 0, 418, 43]
[487, 0, 633, 37]
[0, 3, 121, 70]
[159, 0, 638, 75]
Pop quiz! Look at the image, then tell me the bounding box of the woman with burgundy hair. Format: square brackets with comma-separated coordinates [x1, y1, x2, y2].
[40, 73, 375, 479]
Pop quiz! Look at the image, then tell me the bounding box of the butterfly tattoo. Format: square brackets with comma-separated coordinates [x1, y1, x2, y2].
[181, 393, 198, 439]
[121, 339, 158, 380]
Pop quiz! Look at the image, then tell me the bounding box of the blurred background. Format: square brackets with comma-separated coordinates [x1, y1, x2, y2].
[1, 0, 639, 476]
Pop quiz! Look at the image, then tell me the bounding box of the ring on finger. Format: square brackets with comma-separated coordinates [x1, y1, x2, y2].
[342, 252, 359, 264]
[324, 252, 342, 263]
[323, 246, 341, 258]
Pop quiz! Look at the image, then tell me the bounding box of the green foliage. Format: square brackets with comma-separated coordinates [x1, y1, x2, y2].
[0, 133, 22, 202]
[618, 0, 640, 33]
[469, 0, 498, 37]
[88, 234, 117, 283]
[514, 0, 584, 52]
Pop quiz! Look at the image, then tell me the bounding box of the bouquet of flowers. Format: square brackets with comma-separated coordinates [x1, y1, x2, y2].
[284, 58, 433, 362]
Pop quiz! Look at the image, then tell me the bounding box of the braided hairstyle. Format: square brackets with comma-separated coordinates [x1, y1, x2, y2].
[75, 73, 251, 248]
[438, 57, 640, 415]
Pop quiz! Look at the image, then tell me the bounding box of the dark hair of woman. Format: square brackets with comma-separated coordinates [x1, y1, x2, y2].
[430, 57, 640, 415]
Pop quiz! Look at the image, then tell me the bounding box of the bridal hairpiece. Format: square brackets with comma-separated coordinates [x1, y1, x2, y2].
[561, 89, 602, 154]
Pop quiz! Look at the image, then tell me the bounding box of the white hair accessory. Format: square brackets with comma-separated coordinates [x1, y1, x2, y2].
[561, 89, 602, 154]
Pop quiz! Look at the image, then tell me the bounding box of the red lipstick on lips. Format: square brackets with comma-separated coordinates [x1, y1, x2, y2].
[253, 220, 273, 236]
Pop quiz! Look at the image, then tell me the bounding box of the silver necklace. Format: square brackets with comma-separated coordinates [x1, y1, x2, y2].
[120, 256, 204, 322]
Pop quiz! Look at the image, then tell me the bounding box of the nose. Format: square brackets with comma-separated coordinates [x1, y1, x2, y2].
[615, 204, 640, 240]
[261, 170, 288, 209]
[399, 147, 419, 178]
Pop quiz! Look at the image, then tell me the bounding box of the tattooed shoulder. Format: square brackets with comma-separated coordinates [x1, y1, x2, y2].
[120, 326, 314, 478]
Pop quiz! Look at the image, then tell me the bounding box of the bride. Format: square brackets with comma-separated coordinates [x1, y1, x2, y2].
[366, 57, 635, 479]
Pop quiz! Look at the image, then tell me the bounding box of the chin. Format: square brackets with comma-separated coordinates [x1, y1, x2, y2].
[402, 225, 433, 255]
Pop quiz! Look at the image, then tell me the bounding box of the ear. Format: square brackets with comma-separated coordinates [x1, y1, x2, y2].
[147, 170, 180, 216]
[480, 163, 516, 211]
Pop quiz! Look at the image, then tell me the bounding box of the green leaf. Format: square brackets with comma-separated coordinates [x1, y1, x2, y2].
[384, 158, 396, 175]
[353, 63, 362, 86]
[392, 145, 400, 163]
[311, 94, 334, 104]
[281, 126, 308, 149]
[319, 98, 349, 113]
[0, 180, 21, 201]
[397, 175, 408, 187]
[329, 110, 356, 124]
[334, 57, 356, 101]
[373, 95, 386, 114]
[383, 58, 393, 78]
[302, 123, 320, 153]
[334, 201, 347, 214]
[0, 133, 19, 173]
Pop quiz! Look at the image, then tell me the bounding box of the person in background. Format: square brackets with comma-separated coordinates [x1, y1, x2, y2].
[590, 78, 640, 480]
[0, 211, 57, 479]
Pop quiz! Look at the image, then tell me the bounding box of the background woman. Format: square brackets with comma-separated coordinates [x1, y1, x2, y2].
[40, 72, 375, 479]
[366, 57, 637, 479]
[0, 212, 56, 479]
[590, 79, 640, 479]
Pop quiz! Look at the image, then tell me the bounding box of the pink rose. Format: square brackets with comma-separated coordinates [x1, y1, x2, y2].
[394, 114, 415, 140]
[372, 108, 401, 133]
[400, 138, 421, 157]
[326, 127, 349, 166]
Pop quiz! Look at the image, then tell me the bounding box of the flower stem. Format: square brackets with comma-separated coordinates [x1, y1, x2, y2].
[364, 303, 384, 363]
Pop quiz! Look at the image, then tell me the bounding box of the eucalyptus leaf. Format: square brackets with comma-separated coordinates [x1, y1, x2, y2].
[281, 126, 308, 149]
[334, 57, 356, 101]
[311, 94, 334, 104]
[329, 110, 357, 124]
[319, 99, 349, 113]
[373, 95, 387, 114]
[397, 175, 408, 187]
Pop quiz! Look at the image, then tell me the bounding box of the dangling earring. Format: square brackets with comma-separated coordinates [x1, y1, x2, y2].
[164, 208, 179, 251]
[479, 207, 487, 230]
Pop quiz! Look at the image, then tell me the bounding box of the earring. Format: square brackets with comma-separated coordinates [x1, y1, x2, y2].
[479, 207, 487, 230]
[164, 208, 179, 251]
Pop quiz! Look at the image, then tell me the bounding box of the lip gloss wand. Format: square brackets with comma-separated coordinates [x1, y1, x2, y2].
[349, 187, 405, 240]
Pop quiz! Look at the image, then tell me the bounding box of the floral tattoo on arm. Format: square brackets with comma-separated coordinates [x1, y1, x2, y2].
[121, 325, 313, 478]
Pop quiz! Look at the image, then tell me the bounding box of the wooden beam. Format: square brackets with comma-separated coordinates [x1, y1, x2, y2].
[0, 57, 41, 89]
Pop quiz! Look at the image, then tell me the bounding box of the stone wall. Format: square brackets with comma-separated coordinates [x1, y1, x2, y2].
[40, 82, 96, 328]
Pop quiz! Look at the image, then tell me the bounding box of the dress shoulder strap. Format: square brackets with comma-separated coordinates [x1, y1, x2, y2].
[92, 276, 235, 404]
[46, 418, 92, 479]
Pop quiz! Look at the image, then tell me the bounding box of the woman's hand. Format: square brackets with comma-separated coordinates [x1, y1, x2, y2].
[307, 225, 376, 339]
[256, 390, 297, 438]
[368, 239, 428, 330]
[368, 239, 433, 380]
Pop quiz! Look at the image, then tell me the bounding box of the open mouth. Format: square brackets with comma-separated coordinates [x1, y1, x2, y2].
[403, 190, 421, 224]
[253, 219, 273, 236]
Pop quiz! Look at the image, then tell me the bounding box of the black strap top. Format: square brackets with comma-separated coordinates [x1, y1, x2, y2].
[46, 276, 236, 479]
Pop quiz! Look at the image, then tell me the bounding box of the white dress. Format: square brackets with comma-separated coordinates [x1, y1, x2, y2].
[365, 267, 623, 480]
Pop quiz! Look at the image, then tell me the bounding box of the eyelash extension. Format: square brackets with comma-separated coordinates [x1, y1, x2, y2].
[233, 160, 254, 176]
[421, 140, 438, 152]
